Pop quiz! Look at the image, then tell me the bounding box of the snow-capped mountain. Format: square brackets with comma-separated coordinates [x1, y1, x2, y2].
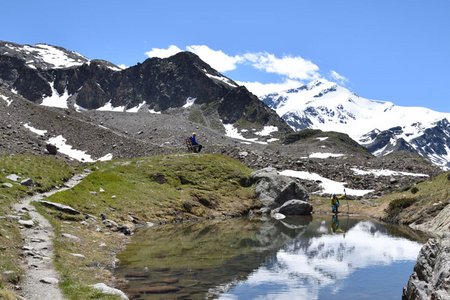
[261, 80, 450, 169]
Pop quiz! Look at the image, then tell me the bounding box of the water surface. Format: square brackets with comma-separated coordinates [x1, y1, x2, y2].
[115, 216, 425, 299]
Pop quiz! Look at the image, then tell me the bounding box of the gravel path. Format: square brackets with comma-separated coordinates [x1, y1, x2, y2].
[13, 172, 89, 300]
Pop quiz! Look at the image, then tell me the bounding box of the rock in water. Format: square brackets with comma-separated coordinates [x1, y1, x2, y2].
[403, 237, 450, 300]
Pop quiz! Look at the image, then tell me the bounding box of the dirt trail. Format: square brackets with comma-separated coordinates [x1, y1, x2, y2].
[13, 172, 89, 300]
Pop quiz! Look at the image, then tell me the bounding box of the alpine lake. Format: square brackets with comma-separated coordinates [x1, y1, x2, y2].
[114, 215, 427, 300]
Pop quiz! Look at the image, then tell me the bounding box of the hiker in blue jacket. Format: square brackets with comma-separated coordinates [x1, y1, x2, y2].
[190, 132, 203, 153]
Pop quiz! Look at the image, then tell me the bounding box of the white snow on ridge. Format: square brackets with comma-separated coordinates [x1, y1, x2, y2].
[263, 79, 450, 142]
[23, 123, 47, 136]
[41, 82, 70, 108]
[23, 44, 87, 69]
[149, 109, 161, 114]
[47, 135, 112, 162]
[205, 73, 239, 88]
[316, 137, 328, 141]
[309, 152, 345, 159]
[97, 101, 125, 112]
[351, 168, 429, 177]
[126, 101, 146, 113]
[182, 97, 197, 108]
[255, 126, 278, 136]
[0, 95, 13, 106]
[279, 169, 374, 196]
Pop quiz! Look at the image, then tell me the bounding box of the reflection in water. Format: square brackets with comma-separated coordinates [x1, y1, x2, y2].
[115, 217, 423, 300]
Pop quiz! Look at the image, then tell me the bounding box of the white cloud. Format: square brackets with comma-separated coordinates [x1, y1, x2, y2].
[237, 79, 303, 97]
[186, 45, 244, 72]
[330, 70, 348, 84]
[244, 52, 320, 80]
[145, 45, 182, 59]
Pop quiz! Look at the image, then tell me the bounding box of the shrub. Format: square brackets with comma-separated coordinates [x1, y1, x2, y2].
[447, 173, 450, 181]
[410, 187, 419, 194]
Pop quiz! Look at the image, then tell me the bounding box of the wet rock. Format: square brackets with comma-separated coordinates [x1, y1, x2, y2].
[403, 238, 450, 300]
[91, 283, 129, 300]
[272, 212, 286, 220]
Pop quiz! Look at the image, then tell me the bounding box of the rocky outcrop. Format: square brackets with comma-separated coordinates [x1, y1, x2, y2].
[272, 199, 313, 216]
[250, 167, 309, 212]
[403, 238, 450, 300]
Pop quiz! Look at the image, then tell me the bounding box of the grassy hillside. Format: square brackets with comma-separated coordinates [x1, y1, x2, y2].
[35, 153, 259, 299]
[0, 154, 74, 299]
[382, 171, 450, 225]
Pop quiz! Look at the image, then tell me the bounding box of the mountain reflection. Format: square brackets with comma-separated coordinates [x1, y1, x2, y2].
[218, 218, 422, 300]
[115, 217, 423, 300]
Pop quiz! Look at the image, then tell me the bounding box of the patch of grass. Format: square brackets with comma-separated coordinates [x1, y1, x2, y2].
[37, 153, 258, 299]
[0, 288, 19, 300]
[45, 154, 257, 224]
[188, 108, 207, 126]
[385, 197, 418, 223]
[381, 171, 450, 225]
[0, 154, 74, 296]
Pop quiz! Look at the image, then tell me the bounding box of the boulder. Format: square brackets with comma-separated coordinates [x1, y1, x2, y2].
[46, 144, 58, 155]
[20, 178, 33, 187]
[37, 200, 81, 215]
[403, 238, 450, 300]
[251, 167, 309, 208]
[91, 283, 129, 300]
[6, 174, 20, 182]
[272, 199, 313, 216]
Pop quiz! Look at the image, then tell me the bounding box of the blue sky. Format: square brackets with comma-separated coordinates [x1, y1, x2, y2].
[2, 0, 449, 112]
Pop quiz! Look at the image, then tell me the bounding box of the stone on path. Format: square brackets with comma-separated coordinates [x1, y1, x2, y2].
[18, 219, 34, 228]
[40, 277, 59, 284]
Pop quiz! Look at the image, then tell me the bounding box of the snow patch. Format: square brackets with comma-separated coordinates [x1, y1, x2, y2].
[316, 137, 329, 141]
[23, 123, 47, 136]
[279, 169, 374, 196]
[182, 97, 197, 108]
[255, 126, 278, 136]
[309, 153, 345, 159]
[149, 109, 161, 114]
[47, 135, 112, 162]
[205, 73, 238, 88]
[97, 101, 125, 112]
[351, 168, 429, 177]
[223, 123, 267, 145]
[23, 44, 87, 69]
[126, 102, 146, 113]
[0, 95, 13, 106]
[41, 82, 70, 108]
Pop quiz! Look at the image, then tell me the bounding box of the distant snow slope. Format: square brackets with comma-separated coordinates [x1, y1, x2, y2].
[3, 42, 89, 69]
[261, 79, 450, 169]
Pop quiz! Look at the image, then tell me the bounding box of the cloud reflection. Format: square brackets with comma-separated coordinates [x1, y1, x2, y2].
[219, 221, 421, 300]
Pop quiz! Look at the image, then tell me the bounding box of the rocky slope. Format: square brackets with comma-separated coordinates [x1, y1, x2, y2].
[0, 41, 291, 142]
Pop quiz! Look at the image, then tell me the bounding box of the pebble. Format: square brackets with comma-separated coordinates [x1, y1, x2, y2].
[39, 277, 59, 285]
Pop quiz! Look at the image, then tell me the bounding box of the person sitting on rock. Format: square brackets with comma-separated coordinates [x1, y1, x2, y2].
[331, 193, 345, 214]
[190, 132, 203, 153]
